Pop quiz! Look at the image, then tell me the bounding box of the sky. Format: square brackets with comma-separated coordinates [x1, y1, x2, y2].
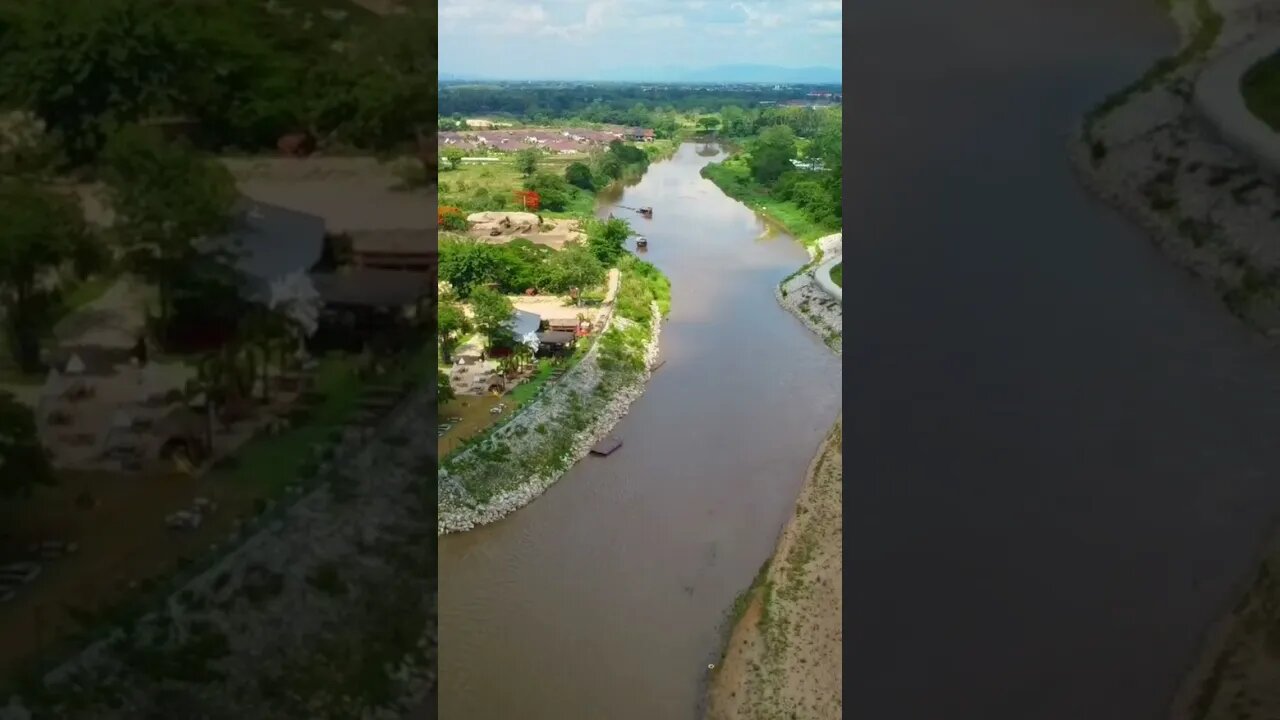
[438, 0, 843, 81]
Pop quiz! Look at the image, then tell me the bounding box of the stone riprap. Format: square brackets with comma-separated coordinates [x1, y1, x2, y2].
[777, 232, 843, 354]
[2, 387, 437, 720]
[438, 302, 662, 534]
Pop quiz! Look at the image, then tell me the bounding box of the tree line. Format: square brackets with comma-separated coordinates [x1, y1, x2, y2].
[0, 0, 436, 165]
[438, 82, 839, 125]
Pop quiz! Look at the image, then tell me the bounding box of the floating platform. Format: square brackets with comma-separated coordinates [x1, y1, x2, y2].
[590, 437, 623, 456]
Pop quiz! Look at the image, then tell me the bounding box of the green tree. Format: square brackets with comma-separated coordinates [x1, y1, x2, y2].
[564, 162, 595, 191]
[585, 217, 632, 266]
[468, 287, 515, 348]
[0, 180, 92, 372]
[492, 239, 551, 293]
[514, 148, 539, 177]
[443, 147, 464, 170]
[697, 116, 721, 134]
[595, 154, 624, 182]
[0, 391, 54, 498]
[719, 105, 749, 137]
[437, 301, 471, 364]
[607, 139, 646, 165]
[438, 237, 501, 297]
[542, 245, 605, 304]
[101, 125, 239, 334]
[749, 124, 797, 185]
[525, 172, 572, 212]
[1, 0, 187, 165]
[437, 369, 454, 408]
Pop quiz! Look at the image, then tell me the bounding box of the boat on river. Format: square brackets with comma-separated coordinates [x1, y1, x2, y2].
[635, 236, 648, 248]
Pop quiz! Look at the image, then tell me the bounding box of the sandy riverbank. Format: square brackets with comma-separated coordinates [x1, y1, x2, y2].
[1072, 1, 1280, 718]
[702, 232, 844, 718]
[705, 417, 843, 720]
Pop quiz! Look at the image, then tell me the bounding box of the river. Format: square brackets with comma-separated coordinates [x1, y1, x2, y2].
[438, 144, 842, 718]
[845, 1, 1280, 719]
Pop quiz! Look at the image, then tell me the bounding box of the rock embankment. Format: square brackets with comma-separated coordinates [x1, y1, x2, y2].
[777, 232, 842, 353]
[438, 301, 663, 534]
[3, 388, 438, 720]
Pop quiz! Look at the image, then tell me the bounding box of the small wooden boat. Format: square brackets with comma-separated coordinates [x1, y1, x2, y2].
[590, 437, 623, 456]
[638, 206, 653, 218]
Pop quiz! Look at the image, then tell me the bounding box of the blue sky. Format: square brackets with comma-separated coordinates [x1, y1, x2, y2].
[438, 0, 842, 80]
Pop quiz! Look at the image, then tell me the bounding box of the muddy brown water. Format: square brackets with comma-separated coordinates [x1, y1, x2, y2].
[438, 144, 842, 718]
[844, 1, 1280, 719]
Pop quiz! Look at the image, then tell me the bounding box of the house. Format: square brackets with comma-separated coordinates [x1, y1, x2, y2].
[212, 199, 327, 303]
[344, 230, 435, 274]
[534, 330, 576, 358]
[311, 267, 430, 313]
[507, 309, 542, 340]
[628, 127, 655, 142]
[309, 267, 431, 352]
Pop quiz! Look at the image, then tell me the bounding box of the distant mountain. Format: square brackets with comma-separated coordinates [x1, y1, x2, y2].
[674, 65, 842, 84]
[438, 65, 842, 85]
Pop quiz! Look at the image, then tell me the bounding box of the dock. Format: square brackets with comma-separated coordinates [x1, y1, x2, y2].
[590, 437, 623, 456]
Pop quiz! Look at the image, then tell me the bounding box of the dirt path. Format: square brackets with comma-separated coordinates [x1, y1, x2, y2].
[706, 417, 842, 720]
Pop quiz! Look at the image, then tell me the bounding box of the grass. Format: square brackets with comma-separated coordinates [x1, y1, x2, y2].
[700, 154, 839, 246]
[509, 359, 558, 404]
[830, 262, 842, 288]
[437, 152, 596, 217]
[211, 354, 364, 493]
[439, 341, 593, 464]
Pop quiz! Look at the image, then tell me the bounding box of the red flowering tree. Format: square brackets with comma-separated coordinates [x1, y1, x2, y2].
[513, 190, 540, 211]
[438, 205, 469, 231]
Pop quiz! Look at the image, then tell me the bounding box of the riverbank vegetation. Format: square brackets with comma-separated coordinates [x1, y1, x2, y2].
[701, 107, 842, 246]
[438, 255, 669, 532]
[437, 138, 666, 216]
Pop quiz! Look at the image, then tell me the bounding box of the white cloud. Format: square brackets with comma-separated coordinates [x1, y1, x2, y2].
[730, 2, 784, 29]
[632, 13, 686, 30]
[807, 0, 841, 15]
[811, 18, 841, 35]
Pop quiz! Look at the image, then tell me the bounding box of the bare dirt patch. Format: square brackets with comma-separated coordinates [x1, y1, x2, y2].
[706, 418, 842, 720]
[221, 156, 434, 232]
[467, 212, 585, 250]
[437, 394, 510, 458]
